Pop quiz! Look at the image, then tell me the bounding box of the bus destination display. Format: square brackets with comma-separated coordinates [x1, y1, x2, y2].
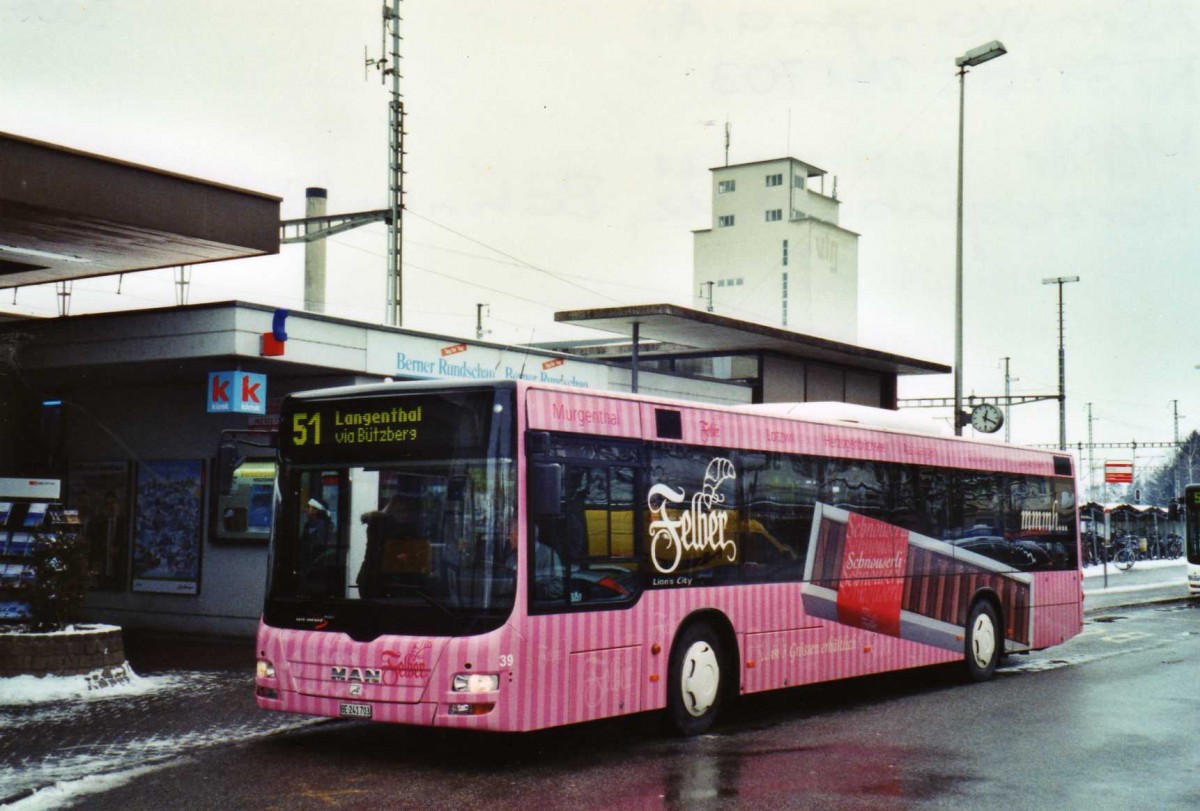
[291, 404, 423, 449]
[280, 390, 505, 463]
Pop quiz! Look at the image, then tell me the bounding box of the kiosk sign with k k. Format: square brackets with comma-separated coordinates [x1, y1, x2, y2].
[207, 371, 267, 415]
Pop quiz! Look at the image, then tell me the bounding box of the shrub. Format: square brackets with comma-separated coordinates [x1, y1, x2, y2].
[26, 520, 89, 632]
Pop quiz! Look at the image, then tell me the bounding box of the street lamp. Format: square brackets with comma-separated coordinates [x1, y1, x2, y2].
[954, 40, 1007, 436]
[1043, 275, 1080, 450]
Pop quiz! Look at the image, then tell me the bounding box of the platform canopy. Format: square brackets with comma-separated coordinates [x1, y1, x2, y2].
[0, 131, 280, 289]
[555, 303, 949, 376]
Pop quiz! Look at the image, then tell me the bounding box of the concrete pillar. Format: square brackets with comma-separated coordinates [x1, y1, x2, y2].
[304, 187, 327, 313]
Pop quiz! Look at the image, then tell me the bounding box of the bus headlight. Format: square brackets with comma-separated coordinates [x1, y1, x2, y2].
[452, 673, 498, 693]
[256, 659, 276, 679]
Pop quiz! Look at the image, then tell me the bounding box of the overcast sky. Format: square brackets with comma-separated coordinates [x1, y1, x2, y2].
[2, 0, 1197, 492]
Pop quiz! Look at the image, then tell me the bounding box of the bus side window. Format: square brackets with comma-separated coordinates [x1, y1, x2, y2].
[531, 461, 640, 611]
[563, 468, 591, 559]
[531, 518, 566, 602]
[739, 452, 812, 582]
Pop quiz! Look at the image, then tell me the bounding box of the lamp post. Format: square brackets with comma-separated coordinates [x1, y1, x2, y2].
[954, 40, 1007, 436]
[1043, 275, 1080, 450]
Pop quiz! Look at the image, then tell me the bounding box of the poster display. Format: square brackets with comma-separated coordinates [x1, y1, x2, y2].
[132, 460, 204, 595]
[67, 461, 132, 591]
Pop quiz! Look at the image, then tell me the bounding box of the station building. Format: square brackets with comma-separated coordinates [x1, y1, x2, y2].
[0, 132, 948, 637]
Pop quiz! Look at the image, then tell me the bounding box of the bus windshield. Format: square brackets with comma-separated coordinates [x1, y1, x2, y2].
[264, 386, 516, 639]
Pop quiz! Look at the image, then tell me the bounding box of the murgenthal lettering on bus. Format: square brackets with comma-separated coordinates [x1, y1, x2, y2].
[550, 402, 620, 427]
[648, 457, 737, 577]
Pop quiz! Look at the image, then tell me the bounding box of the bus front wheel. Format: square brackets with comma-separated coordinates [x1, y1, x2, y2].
[964, 599, 1000, 682]
[667, 623, 725, 735]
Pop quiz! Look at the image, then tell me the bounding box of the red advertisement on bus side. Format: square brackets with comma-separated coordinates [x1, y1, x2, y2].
[836, 513, 909, 636]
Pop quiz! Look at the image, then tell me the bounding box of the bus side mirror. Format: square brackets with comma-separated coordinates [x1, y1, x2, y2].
[529, 463, 563, 517]
[216, 439, 241, 496]
[1169, 501, 1180, 521]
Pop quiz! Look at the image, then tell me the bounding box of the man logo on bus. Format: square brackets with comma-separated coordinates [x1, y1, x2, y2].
[330, 666, 383, 684]
[647, 457, 737, 574]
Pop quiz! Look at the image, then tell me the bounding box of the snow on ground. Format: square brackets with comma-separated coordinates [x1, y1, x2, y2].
[6, 764, 174, 811]
[0, 664, 163, 707]
[0, 666, 324, 809]
[1082, 557, 1184, 579]
[1083, 558, 1187, 596]
[3, 720, 321, 811]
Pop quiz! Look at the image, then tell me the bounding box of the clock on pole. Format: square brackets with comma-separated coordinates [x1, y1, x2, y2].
[969, 403, 1003, 433]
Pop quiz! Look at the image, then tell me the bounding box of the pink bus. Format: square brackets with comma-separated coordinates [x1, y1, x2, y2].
[254, 380, 1082, 734]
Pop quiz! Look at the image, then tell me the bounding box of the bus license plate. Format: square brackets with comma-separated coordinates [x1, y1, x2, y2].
[339, 702, 373, 719]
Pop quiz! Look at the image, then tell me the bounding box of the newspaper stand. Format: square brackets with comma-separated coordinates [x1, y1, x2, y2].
[0, 477, 63, 624]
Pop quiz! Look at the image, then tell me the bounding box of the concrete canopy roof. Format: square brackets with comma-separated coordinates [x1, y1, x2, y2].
[555, 303, 950, 376]
[0, 132, 281, 289]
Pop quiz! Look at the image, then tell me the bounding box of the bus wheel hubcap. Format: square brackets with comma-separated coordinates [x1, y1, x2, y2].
[681, 641, 720, 717]
[972, 613, 996, 668]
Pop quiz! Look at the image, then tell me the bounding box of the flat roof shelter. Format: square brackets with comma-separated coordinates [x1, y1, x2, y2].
[0, 131, 280, 288]
[555, 303, 949, 408]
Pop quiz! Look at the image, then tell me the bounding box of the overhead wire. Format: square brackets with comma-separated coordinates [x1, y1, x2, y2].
[404, 209, 626, 304]
[400, 236, 684, 297]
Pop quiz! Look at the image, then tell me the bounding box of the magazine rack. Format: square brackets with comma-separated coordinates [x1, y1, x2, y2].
[0, 477, 64, 624]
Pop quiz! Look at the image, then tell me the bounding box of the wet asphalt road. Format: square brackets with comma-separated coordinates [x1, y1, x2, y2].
[60, 600, 1200, 811]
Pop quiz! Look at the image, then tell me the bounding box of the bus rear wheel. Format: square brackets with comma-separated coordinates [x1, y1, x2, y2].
[964, 599, 1000, 682]
[667, 623, 725, 735]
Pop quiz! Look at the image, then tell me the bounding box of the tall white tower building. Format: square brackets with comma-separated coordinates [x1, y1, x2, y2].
[693, 157, 859, 343]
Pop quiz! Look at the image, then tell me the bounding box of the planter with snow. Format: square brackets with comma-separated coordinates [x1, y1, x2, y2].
[0, 624, 129, 688]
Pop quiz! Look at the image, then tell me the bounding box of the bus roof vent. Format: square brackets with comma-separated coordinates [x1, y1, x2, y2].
[732, 402, 948, 437]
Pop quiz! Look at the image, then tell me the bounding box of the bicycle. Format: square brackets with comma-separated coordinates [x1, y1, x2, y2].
[1110, 534, 1143, 571]
[1081, 531, 1099, 567]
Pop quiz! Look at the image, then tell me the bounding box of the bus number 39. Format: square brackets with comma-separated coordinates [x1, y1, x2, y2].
[292, 413, 321, 446]
[499, 654, 514, 669]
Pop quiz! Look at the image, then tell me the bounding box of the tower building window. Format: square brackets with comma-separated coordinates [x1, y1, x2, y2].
[782, 272, 789, 326]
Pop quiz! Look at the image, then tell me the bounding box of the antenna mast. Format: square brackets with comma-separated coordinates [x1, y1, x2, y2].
[368, 1, 406, 326]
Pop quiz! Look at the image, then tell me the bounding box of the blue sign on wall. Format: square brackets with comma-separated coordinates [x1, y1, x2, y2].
[207, 372, 267, 415]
